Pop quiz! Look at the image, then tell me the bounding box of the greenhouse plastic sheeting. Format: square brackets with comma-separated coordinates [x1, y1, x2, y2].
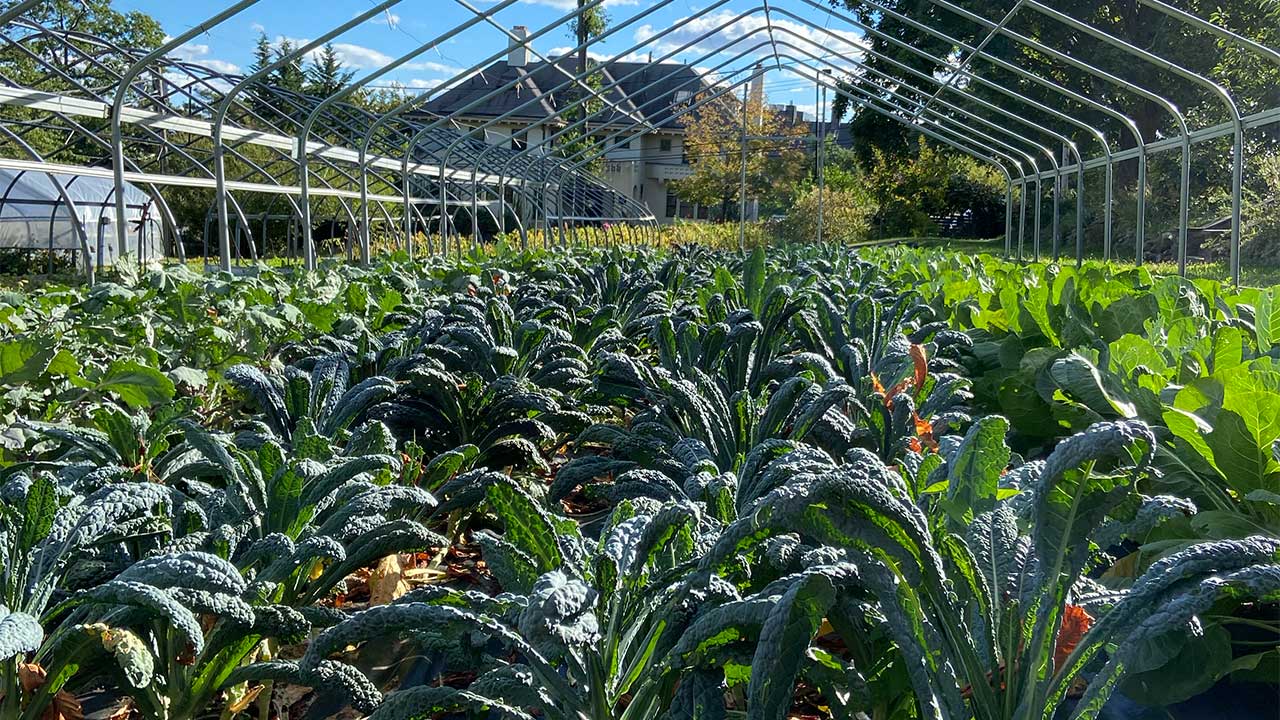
[0, 168, 162, 265]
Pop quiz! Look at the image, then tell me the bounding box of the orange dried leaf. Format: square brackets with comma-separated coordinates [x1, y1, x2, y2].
[1054, 604, 1094, 671]
[18, 663, 46, 692]
[44, 691, 83, 720]
[912, 412, 939, 452]
[909, 343, 928, 394]
[885, 379, 912, 401]
[913, 413, 933, 438]
[870, 372, 886, 396]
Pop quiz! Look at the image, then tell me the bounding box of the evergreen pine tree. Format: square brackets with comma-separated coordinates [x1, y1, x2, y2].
[247, 32, 276, 121]
[273, 38, 306, 93]
[306, 44, 353, 98]
[249, 32, 272, 75]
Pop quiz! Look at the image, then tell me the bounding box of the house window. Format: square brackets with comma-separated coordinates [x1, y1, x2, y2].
[511, 136, 527, 151]
[665, 187, 678, 218]
[660, 138, 672, 153]
[620, 140, 631, 150]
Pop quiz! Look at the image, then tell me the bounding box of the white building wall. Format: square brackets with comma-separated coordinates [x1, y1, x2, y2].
[453, 119, 692, 223]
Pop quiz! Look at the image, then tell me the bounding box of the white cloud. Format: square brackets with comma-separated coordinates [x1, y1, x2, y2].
[310, 41, 461, 76]
[201, 59, 243, 74]
[327, 42, 392, 69]
[407, 59, 463, 75]
[171, 42, 241, 75]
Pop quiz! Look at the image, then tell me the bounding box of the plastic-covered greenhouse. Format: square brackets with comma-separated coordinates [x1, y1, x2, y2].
[0, 0, 1276, 284]
[0, 168, 163, 265]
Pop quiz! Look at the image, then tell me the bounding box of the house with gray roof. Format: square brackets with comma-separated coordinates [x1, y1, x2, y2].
[415, 28, 718, 224]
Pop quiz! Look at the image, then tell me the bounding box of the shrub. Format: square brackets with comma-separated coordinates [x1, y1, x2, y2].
[780, 186, 877, 244]
[1242, 151, 1280, 263]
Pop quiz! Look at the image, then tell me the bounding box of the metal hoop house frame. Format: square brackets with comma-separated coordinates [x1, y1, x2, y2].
[0, 0, 1275, 284]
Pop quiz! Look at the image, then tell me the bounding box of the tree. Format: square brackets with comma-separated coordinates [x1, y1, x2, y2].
[852, 136, 1004, 238]
[246, 32, 275, 119]
[569, 0, 608, 76]
[272, 38, 306, 94]
[553, 0, 610, 174]
[249, 32, 273, 76]
[0, 0, 164, 164]
[306, 44, 354, 98]
[29, 0, 164, 54]
[829, 0, 1278, 170]
[670, 91, 809, 221]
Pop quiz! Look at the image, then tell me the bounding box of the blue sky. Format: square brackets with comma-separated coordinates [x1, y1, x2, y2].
[119, 0, 866, 117]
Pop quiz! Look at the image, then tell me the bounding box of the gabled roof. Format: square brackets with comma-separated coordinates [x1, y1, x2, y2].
[418, 58, 710, 131]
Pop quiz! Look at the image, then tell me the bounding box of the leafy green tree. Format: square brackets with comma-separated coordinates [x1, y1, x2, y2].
[0, 0, 164, 163]
[552, 1, 611, 174]
[249, 31, 273, 76]
[569, 0, 608, 76]
[671, 92, 809, 221]
[26, 0, 164, 54]
[246, 32, 276, 120]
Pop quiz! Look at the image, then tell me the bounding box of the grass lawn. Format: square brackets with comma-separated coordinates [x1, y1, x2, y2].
[900, 235, 1280, 289]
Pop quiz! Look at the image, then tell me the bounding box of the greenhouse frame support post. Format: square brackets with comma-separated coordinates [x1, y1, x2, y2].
[212, 0, 401, 272]
[1025, 1, 1243, 279]
[857, 0, 1192, 273]
[1134, 0, 1280, 281]
[738, 81, 750, 253]
[1019, 181, 1028, 262]
[297, 0, 526, 271]
[1005, 184, 1014, 257]
[110, 0, 262, 260]
[817, 71, 829, 246]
